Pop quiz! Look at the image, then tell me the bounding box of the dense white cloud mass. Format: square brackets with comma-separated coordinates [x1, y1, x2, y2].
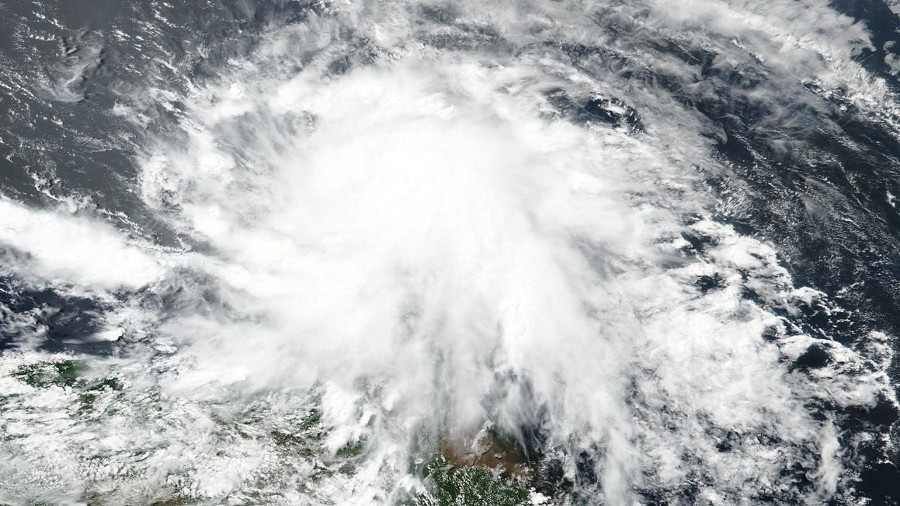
[0, 0, 897, 504]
